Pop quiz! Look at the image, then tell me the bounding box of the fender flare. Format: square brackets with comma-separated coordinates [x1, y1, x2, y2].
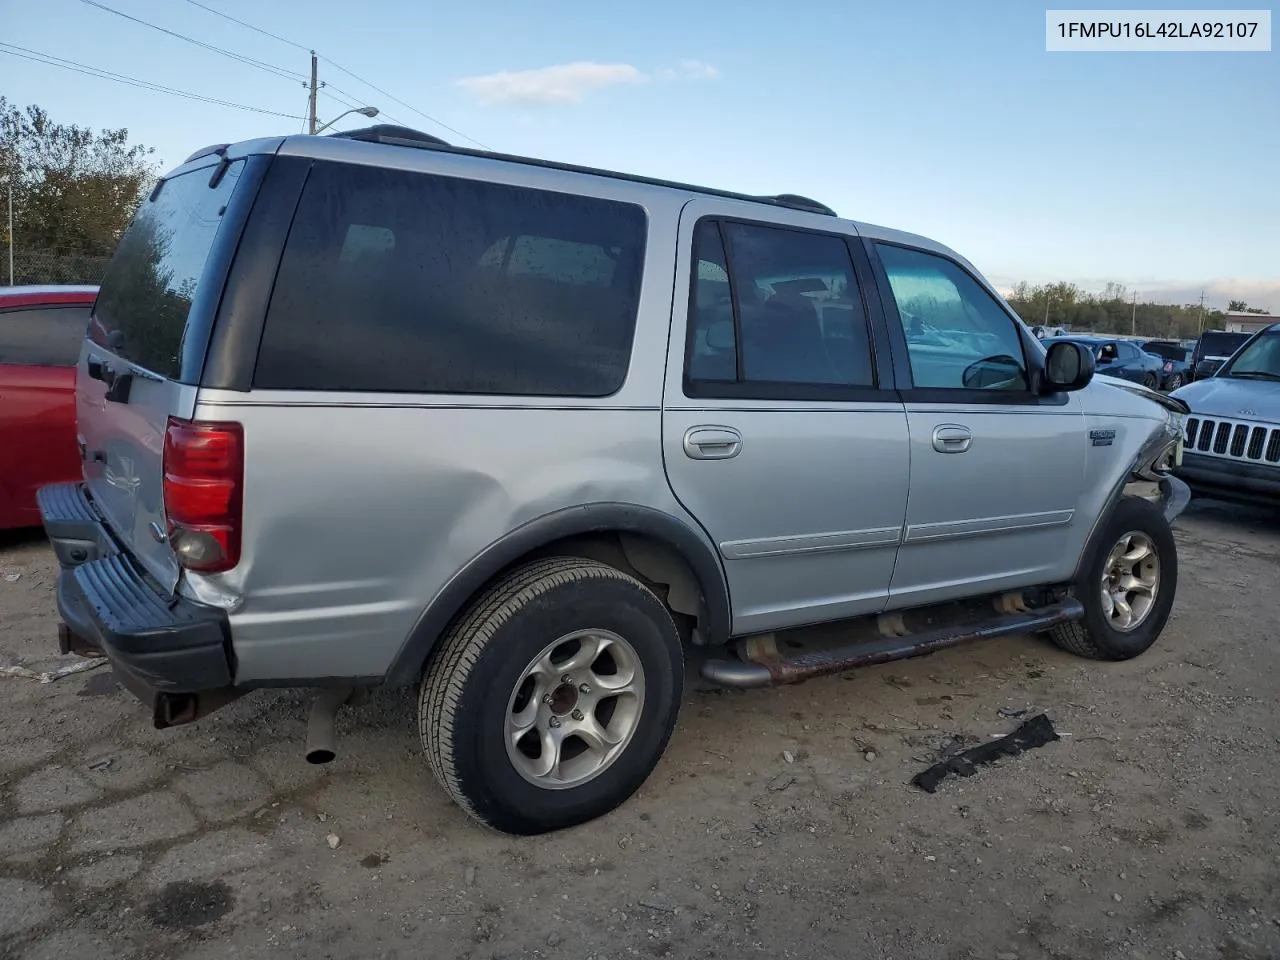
[382, 502, 732, 687]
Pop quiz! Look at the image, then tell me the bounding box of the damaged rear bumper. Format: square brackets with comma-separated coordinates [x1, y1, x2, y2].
[37, 482, 242, 726]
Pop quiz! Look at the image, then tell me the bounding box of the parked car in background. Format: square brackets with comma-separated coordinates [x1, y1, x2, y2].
[0, 285, 98, 529]
[1141, 339, 1194, 391]
[1190, 330, 1251, 382]
[1041, 334, 1165, 389]
[1173, 322, 1280, 505]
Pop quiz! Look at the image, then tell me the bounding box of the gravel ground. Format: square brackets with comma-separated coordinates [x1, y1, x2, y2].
[1, 498, 1278, 960]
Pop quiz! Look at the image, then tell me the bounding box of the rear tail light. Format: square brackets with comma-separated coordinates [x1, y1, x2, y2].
[1164, 361, 1173, 372]
[163, 417, 243, 573]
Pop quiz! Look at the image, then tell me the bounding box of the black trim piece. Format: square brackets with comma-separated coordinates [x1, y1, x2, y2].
[861, 237, 915, 390]
[847, 238, 899, 390]
[863, 238, 1069, 408]
[201, 155, 312, 391]
[382, 502, 732, 687]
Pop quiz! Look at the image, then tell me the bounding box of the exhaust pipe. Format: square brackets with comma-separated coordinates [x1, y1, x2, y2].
[305, 686, 356, 765]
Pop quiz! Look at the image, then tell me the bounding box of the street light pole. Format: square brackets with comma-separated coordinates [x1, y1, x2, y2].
[308, 52, 319, 135]
[6, 176, 12, 287]
[314, 106, 380, 134]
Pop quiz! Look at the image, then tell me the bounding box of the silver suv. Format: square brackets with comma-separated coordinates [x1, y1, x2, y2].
[39, 125, 1190, 835]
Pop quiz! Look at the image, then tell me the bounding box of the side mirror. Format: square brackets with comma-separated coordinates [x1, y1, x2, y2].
[1043, 341, 1095, 392]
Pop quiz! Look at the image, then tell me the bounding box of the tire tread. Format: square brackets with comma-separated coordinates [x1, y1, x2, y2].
[418, 557, 677, 831]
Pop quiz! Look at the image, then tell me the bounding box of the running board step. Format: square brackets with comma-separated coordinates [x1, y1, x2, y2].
[699, 598, 1084, 689]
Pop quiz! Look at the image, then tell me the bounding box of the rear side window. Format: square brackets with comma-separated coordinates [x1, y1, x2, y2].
[0, 304, 92, 366]
[254, 162, 648, 396]
[685, 218, 877, 397]
[91, 160, 247, 380]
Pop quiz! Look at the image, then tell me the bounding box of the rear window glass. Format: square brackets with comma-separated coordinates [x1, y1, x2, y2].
[253, 161, 647, 396]
[1199, 332, 1249, 356]
[0, 304, 92, 366]
[90, 160, 246, 380]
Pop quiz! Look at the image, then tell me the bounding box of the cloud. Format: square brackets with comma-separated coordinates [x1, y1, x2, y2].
[657, 59, 722, 81]
[455, 62, 648, 106]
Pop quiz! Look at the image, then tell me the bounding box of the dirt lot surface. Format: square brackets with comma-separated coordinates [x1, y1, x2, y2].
[2, 499, 1279, 960]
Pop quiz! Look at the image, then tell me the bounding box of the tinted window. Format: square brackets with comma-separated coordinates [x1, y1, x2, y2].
[1142, 341, 1187, 362]
[685, 219, 875, 394]
[0, 304, 92, 366]
[876, 243, 1028, 391]
[255, 162, 647, 396]
[91, 160, 246, 379]
[1199, 332, 1250, 357]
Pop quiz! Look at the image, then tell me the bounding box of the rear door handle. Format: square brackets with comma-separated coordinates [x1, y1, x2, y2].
[932, 424, 972, 453]
[684, 426, 743, 460]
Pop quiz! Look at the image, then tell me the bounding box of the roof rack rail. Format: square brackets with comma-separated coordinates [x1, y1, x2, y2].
[329, 124, 450, 147]
[318, 125, 837, 217]
[760, 193, 838, 217]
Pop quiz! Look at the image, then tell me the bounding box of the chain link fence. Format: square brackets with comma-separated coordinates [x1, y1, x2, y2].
[2, 246, 111, 287]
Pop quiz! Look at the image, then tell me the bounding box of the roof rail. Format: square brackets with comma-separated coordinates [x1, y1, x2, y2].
[317, 125, 837, 217]
[329, 124, 450, 147]
[761, 193, 838, 216]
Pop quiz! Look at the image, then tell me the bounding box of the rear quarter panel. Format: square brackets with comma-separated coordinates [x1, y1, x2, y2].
[185, 184, 695, 684]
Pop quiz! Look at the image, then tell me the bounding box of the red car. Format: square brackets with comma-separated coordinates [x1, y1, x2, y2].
[0, 285, 98, 529]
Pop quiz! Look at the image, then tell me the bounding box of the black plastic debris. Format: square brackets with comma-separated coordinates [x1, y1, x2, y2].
[911, 713, 1060, 793]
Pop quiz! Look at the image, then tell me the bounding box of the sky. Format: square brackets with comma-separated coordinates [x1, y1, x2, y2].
[4, 0, 1278, 309]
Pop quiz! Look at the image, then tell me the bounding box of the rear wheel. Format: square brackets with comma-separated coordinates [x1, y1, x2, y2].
[1165, 373, 1184, 391]
[1142, 372, 1159, 390]
[1048, 496, 1177, 661]
[419, 558, 684, 835]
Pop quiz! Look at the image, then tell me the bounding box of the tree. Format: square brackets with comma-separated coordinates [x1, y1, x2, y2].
[1, 98, 157, 281]
[1228, 299, 1248, 311]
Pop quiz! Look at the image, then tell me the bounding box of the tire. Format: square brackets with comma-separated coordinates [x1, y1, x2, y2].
[419, 557, 684, 835]
[1142, 373, 1159, 390]
[1048, 496, 1177, 661]
[1164, 373, 1183, 391]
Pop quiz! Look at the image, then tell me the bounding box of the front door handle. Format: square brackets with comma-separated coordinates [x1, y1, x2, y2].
[684, 426, 743, 460]
[932, 424, 972, 454]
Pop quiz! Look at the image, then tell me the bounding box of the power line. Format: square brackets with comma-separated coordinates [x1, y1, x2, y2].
[76, 0, 305, 84]
[319, 56, 491, 148]
[182, 0, 310, 52]
[173, 0, 488, 147]
[0, 44, 303, 119]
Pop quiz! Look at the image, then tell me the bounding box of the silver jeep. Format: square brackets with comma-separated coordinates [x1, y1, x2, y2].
[39, 125, 1190, 835]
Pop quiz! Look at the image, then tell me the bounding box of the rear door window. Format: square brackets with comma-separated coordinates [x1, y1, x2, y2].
[254, 161, 648, 397]
[0, 304, 92, 366]
[90, 159, 247, 380]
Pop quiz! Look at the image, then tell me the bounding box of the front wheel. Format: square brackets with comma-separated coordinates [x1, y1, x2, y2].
[1164, 373, 1184, 391]
[1142, 372, 1159, 390]
[1048, 496, 1177, 661]
[419, 558, 684, 835]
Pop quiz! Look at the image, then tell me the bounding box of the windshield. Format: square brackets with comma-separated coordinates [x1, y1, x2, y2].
[1221, 332, 1280, 380]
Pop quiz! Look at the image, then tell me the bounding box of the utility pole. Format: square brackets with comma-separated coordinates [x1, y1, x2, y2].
[1198, 289, 1206, 332]
[6, 176, 12, 286]
[308, 51, 319, 135]
[1131, 291, 1137, 336]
